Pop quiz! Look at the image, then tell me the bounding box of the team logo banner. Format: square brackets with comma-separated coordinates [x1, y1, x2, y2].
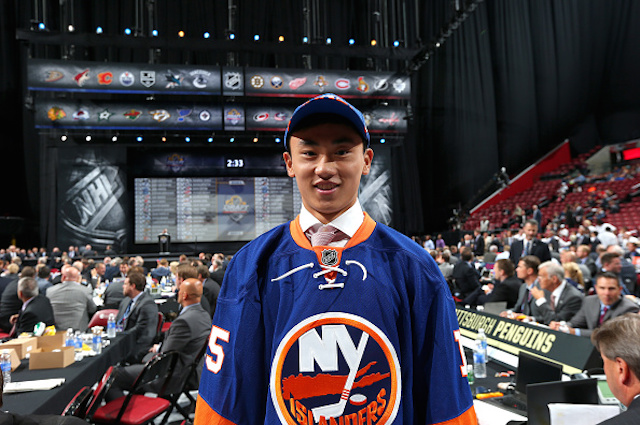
[35, 100, 223, 130]
[28, 59, 222, 94]
[245, 68, 410, 99]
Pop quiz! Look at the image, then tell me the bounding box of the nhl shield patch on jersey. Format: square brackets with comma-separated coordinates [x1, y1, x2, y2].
[320, 249, 339, 267]
[270, 313, 401, 424]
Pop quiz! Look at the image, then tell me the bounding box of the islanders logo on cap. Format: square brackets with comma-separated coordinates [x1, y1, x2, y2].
[270, 313, 401, 425]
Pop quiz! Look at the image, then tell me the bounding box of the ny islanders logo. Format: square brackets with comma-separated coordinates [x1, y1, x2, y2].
[270, 313, 401, 425]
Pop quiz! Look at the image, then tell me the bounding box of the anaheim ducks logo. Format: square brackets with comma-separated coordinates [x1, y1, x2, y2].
[270, 313, 401, 425]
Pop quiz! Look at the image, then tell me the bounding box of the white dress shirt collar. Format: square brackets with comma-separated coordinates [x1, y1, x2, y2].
[299, 200, 364, 242]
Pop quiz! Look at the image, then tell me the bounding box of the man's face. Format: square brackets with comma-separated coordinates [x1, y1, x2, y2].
[603, 258, 622, 274]
[123, 277, 133, 297]
[494, 264, 504, 281]
[96, 264, 106, 276]
[537, 267, 553, 290]
[516, 261, 530, 280]
[283, 123, 373, 223]
[120, 263, 129, 275]
[595, 277, 622, 306]
[523, 223, 537, 240]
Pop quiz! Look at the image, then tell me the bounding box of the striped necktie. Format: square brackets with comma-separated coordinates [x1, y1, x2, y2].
[310, 225, 339, 247]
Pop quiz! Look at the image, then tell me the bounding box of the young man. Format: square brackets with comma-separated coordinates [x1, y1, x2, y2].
[195, 94, 476, 424]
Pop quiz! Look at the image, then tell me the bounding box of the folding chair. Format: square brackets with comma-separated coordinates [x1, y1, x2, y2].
[87, 309, 120, 329]
[92, 351, 179, 425]
[160, 341, 208, 423]
[61, 385, 92, 418]
[85, 366, 116, 421]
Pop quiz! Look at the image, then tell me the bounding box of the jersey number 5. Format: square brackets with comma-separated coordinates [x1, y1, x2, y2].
[206, 325, 230, 374]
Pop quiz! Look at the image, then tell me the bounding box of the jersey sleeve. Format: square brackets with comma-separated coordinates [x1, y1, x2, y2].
[195, 253, 268, 425]
[409, 255, 477, 425]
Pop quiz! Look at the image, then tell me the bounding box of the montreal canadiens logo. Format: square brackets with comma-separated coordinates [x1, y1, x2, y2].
[270, 313, 401, 425]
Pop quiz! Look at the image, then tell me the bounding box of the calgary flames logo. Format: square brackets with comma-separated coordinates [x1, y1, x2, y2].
[270, 313, 400, 425]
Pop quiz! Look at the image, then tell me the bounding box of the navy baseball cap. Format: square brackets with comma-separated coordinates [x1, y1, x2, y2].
[284, 93, 370, 149]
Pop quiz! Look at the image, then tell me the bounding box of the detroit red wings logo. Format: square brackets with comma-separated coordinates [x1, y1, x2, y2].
[270, 313, 400, 424]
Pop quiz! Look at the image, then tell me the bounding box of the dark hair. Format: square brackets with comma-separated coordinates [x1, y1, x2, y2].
[176, 264, 198, 280]
[595, 271, 621, 285]
[460, 247, 473, 262]
[127, 271, 146, 291]
[519, 255, 540, 273]
[286, 113, 366, 152]
[495, 259, 515, 278]
[38, 266, 51, 279]
[600, 252, 620, 266]
[196, 264, 210, 279]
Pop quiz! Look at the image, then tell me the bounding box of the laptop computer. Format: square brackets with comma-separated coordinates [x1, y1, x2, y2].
[483, 301, 507, 315]
[526, 378, 598, 425]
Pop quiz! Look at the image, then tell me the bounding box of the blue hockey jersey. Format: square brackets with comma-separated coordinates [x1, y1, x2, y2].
[195, 214, 476, 425]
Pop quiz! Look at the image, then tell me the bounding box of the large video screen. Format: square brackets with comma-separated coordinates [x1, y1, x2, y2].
[134, 176, 301, 243]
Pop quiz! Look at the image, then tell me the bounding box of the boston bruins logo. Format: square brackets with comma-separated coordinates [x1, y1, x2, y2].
[321, 249, 339, 267]
[270, 313, 401, 425]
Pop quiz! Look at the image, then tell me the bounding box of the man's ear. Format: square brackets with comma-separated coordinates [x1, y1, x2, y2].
[362, 148, 374, 175]
[617, 357, 632, 386]
[283, 152, 295, 178]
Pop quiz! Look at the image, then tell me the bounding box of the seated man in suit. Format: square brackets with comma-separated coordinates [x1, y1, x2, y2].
[46, 265, 96, 331]
[530, 261, 584, 325]
[479, 259, 522, 309]
[116, 271, 159, 363]
[509, 219, 551, 263]
[107, 277, 211, 401]
[196, 264, 220, 317]
[550, 272, 640, 337]
[9, 277, 55, 336]
[451, 247, 481, 299]
[591, 314, 640, 425]
[500, 255, 550, 320]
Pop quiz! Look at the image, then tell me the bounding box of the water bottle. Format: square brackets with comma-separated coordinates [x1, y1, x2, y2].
[467, 364, 475, 385]
[160, 276, 166, 290]
[65, 328, 75, 347]
[92, 327, 103, 355]
[107, 313, 116, 338]
[74, 331, 83, 351]
[477, 328, 488, 357]
[473, 340, 487, 379]
[1, 349, 11, 384]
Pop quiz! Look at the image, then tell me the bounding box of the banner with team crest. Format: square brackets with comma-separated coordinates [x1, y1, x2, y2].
[28, 59, 222, 94]
[244, 68, 410, 99]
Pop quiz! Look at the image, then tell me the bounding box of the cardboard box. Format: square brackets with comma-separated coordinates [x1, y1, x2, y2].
[37, 333, 65, 350]
[2, 348, 21, 372]
[29, 346, 74, 370]
[0, 337, 37, 359]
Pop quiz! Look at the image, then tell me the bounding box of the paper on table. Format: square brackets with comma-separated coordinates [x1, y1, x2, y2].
[549, 403, 620, 425]
[474, 399, 527, 425]
[2, 378, 66, 393]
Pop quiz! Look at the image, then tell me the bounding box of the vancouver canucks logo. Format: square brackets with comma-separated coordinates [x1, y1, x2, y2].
[270, 313, 401, 425]
[321, 249, 339, 267]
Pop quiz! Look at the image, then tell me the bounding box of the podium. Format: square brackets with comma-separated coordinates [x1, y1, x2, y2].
[158, 232, 171, 254]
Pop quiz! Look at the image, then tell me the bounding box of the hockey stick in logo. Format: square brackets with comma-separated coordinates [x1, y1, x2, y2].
[312, 332, 369, 422]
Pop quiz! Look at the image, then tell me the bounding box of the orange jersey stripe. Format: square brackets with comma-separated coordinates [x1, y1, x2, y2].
[433, 405, 478, 425]
[194, 395, 237, 425]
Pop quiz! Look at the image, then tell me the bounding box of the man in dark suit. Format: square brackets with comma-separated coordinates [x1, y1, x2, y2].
[451, 247, 480, 299]
[550, 272, 640, 337]
[472, 229, 485, 257]
[530, 261, 584, 325]
[509, 219, 551, 263]
[591, 314, 640, 425]
[532, 205, 542, 231]
[107, 278, 211, 401]
[115, 271, 158, 363]
[196, 264, 220, 317]
[9, 277, 56, 335]
[482, 259, 522, 309]
[501, 255, 550, 319]
[0, 265, 23, 332]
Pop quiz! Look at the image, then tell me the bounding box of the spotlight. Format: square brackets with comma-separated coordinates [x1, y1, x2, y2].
[203, 32, 210, 39]
[161, 136, 167, 142]
[152, 29, 158, 36]
[68, 24, 75, 32]
[275, 137, 281, 144]
[435, 42, 441, 47]
[124, 28, 132, 35]
[380, 138, 386, 144]
[137, 136, 143, 142]
[326, 37, 332, 44]
[253, 34, 260, 41]
[111, 135, 118, 142]
[60, 134, 67, 142]
[38, 23, 45, 30]
[278, 35, 284, 42]
[96, 26, 103, 34]
[85, 135, 92, 142]
[208, 137, 214, 143]
[228, 32, 235, 40]
[302, 36, 309, 43]
[371, 39, 377, 46]
[393, 40, 400, 47]
[348, 38, 355, 45]
[229, 137, 235, 143]
[253, 137, 259, 143]
[178, 30, 185, 38]
[185, 136, 191, 142]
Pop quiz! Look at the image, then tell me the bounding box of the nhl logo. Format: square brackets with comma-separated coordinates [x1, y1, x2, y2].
[225, 72, 242, 90]
[321, 249, 338, 267]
